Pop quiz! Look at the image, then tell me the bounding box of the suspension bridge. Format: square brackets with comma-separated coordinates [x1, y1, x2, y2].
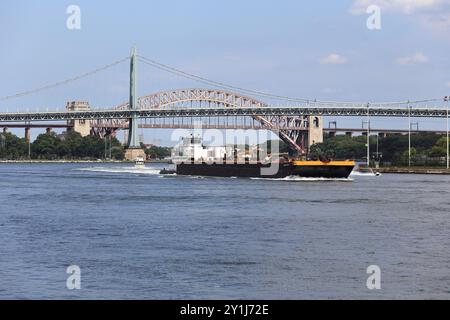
[0, 47, 449, 159]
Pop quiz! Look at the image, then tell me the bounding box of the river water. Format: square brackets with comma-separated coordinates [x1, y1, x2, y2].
[0, 163, 449, 299]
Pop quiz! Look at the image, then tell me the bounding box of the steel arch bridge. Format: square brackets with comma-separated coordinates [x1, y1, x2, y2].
[93, 88, 311, 153]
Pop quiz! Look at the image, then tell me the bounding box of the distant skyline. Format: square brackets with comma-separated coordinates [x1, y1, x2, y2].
[1, 0, 449, 144]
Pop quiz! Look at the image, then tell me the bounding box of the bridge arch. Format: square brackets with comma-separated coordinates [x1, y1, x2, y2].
[113, 88, 269, 110]
[95, 88, 306, 154]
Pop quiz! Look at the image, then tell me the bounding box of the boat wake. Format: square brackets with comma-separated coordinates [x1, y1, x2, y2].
[250, 176, 354, 182]
[75, 166, 164, 175]
[350, 171, 379, 177]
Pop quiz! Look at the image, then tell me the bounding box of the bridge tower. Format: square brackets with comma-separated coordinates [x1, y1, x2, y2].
[66, 101, 92, 136]
[307, 115, 323, 149]
[276, 115, 323, 155]
[124, 47, 146, 161]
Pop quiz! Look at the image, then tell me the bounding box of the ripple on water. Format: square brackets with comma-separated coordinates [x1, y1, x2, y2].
[0, 164, 449, 299]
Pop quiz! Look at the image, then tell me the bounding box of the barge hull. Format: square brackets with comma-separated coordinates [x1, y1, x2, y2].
[291, 161, 355, 178]
[175, 161, 355, 179]
[176, 162, 291, 178]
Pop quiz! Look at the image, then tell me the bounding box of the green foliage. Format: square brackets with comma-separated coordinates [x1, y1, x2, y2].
[429, 136, 449, 157]
[0, 131, 125, 160]
[31, 132, 61, 159]
[311, 133, 445, 166]
[310, 135, 368, 160]
[111, 146, 125, 160]
[379, 133, 440, 162]
[145, 145, 171, 159]
[0, 132, 28, 159]
[259, 140, 289, 154]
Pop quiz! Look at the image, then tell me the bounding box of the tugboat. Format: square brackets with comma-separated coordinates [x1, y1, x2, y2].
[160, 136, 355, 179]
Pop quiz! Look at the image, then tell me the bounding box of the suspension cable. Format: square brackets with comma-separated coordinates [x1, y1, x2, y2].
[0, 56, 130, 102]
[137, 54, 442, 106]
[137, 55, 311, 103]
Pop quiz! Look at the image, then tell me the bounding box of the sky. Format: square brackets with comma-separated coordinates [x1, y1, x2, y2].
[1, 0, 450, 144]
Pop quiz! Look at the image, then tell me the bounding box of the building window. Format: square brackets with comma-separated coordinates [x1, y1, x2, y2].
[313, 117, 320, 128]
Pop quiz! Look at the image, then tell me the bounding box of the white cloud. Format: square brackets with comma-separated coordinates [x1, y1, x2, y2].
[319, 54, 348, 65]
[396, 52, 429, 65]
[350, 0, 445, 15]
[350, 0, 450, 31]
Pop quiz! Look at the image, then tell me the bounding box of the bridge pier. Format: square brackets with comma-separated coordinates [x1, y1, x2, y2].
[307, 116, 323, 147]
[124, 47, 145, 161]
[25, 127, 30, 143]
[67, 101, 92, 136]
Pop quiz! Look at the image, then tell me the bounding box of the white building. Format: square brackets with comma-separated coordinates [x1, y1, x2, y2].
[172, 136, 232, 163]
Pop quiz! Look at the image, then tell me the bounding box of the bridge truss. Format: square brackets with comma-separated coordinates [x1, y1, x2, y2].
[1, 88, 448, 153]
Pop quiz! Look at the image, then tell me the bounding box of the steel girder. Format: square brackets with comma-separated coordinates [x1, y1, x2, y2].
[2, 107, 449, 122]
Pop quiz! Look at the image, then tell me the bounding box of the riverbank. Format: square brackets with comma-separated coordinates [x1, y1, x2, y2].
[0, 159, 171, 164]
[377, 167, 450, 175]
[1, 161, 449, 174]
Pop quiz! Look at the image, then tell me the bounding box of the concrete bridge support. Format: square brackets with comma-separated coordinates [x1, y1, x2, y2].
[25, 127, 30, 143]
[66, 101, 92, 137]
[308, 116, 323, 148]
[124, 47, 145, 161]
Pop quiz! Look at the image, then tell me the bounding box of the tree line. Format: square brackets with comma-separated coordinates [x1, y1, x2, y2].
[0, 131, 125, 160]
[2, 130, 448, 166]
[143, 144, 172, 159]
[310, 133, 449, 166]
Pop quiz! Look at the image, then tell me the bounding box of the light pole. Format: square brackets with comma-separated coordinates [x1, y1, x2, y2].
[104, 135, 107, 160]
[109, 135, 112, 160]
[445, 96, 449, 169]
[408, 102, 411, 167]
[366, 103, 370, 168]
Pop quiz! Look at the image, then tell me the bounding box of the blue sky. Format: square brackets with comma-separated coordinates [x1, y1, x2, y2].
[1, 0, 450, 143]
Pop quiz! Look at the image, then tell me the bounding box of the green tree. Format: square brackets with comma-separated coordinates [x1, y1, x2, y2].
[0, 132, 28, 159]
[31, 132, 61, 159]
[145, 145, 171, 159]
[62, 131, 84, 158]
[79, 135, 105, 159]
[111, 146, 125, 160]
[429, 136, 448, 157]
[310, 135, 368, 160]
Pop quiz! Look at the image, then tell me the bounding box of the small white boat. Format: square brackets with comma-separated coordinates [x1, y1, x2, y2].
[134, 157, 145, 168]
[351, 164, 381, 177]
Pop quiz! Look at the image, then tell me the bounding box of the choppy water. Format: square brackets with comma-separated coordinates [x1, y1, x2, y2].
[0, 163, 449, 299]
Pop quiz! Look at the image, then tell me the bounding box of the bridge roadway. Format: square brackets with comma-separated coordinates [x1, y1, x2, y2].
[0, 123, 72, 129]
[0, 105, 448, 122]
[92, 123, 448, 134]
[0, 122, 447, 135]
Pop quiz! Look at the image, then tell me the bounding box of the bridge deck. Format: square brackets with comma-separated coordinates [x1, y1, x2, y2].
[0, 106, 448, 122]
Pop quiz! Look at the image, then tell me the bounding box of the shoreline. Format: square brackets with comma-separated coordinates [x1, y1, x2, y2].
[376, 167, 450, 175]
[0, 159, 171, 164]
[1, 161, 449, 175]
